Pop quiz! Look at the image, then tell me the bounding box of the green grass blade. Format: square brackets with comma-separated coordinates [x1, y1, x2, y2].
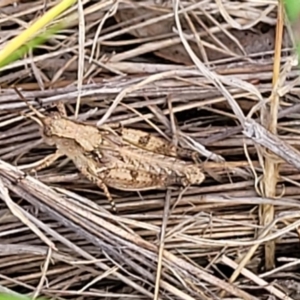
[0, 294, 46, 300]
[284, 0, 300, 58]
[0, 23, 64, 69]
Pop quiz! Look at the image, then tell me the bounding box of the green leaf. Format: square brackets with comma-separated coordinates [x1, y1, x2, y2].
[284, 0, 300, 22]
[0, 293, 46, 300]
[283, 0, 300, 60]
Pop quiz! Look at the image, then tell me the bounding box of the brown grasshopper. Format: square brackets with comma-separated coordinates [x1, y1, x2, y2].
[15, 89, 205, 211]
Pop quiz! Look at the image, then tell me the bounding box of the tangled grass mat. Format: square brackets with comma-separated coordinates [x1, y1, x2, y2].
[1, 0, 300, 299]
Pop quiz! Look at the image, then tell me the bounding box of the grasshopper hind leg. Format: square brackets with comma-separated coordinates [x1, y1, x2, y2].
[176, 147, 201, 163]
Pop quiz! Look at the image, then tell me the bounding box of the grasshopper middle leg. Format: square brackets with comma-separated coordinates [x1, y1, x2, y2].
[80, 167, 117, 212]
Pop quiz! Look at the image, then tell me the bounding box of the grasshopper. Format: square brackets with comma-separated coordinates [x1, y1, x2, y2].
[15, 89, 205, 211]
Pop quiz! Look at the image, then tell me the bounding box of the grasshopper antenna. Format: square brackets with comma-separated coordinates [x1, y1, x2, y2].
[14, 87, 45, 120]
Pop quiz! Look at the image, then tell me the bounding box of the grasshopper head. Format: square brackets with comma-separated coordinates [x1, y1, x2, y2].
[41, 112, 63, 137]
[14, 87, 61, 140]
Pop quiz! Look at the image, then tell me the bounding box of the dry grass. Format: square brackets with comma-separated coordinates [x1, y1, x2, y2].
[1, 0, 300, 299]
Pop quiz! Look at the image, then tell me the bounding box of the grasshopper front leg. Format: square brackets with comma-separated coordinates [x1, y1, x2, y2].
[16, 150, 64, 184]
[30, 150, 64, 173]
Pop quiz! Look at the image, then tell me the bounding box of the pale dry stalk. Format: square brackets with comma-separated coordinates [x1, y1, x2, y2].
[260, 2, 284, 271]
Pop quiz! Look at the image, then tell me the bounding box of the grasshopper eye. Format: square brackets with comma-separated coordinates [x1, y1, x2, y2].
[43, 126, 52, 137]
